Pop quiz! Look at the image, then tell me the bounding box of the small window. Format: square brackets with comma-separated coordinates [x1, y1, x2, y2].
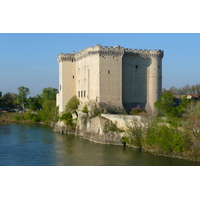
[81, 91, 83, 98]
[60, 85, 61, 91]
[108, 70, 111, 74]
[84, 91, 86, 98]
[78, 91, 80, 97]
[135, 65, 138, 69]
[72, 75, 74, 79]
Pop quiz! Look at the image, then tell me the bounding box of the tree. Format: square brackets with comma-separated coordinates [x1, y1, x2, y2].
[17, 86, 30, 110]
[28, 95, 42, 111]
[154, 91, 178, 117]
[39, 87, 58, 124]
[2, 92, 18, 109]
[41, 87, 58, 101]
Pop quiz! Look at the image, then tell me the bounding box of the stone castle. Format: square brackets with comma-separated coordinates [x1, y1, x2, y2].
[56, 44, 164, 113]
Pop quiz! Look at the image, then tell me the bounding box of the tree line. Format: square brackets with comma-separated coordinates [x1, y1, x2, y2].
[163, 84, 200, 95]
[0, 86, 58, 124]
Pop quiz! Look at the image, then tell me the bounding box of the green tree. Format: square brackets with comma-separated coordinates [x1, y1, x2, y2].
[41, 87, 58, 101]
[39, 87, 58, 124]
[17, 86, 30, 110]
[2, 92, 18, 109]
[154, 91, 179, 117]
[28, 95, 42, 111]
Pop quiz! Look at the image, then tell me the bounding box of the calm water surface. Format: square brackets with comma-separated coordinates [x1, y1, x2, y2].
[0, 123, 200, 166]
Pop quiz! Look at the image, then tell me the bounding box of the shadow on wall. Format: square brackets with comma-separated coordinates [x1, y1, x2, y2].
[122, 53, 152, 113]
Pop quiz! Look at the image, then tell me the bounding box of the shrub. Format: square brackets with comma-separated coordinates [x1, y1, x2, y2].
[129, 105, 144, 115]
[82, 105, 88, 113]
[65, 96, 79, 113]
[103, 120, 122, 134]
[146, 124, 188, 154]
[14, 113, 25, 121]
[60, 112, 76, 131]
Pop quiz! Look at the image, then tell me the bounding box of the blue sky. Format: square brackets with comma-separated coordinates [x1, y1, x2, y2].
[0, 33, 200, 97]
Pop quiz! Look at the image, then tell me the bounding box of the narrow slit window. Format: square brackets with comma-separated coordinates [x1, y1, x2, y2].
[108, 70, 111, 74]
[135, 65, 138, 69]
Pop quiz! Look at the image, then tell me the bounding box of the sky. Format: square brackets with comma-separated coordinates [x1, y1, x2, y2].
[0, 33, 200, 97]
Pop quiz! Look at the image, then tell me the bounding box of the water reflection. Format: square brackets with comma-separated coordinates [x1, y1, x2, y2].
[0, 123, 200, 166]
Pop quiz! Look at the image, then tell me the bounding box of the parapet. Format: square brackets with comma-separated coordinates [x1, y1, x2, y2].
[124, 48, 164, 58]
[58, 45, 164, 62]
[57, 53, 75, 63]
[75, 44, 125, 60]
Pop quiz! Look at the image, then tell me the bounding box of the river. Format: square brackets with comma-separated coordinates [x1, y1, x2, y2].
[0, 123, 200, 166]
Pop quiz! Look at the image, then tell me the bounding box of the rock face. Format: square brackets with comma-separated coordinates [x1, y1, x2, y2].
[54, 112, 125, 145]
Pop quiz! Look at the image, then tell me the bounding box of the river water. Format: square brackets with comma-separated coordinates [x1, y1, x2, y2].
[0, 123, 200, 166]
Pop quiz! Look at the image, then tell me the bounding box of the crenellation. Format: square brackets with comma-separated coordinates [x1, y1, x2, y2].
[57, 53, 75, 63]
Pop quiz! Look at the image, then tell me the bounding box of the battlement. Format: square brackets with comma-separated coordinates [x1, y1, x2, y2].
[58, 45, 164, 62]
[57, 53, 75, 63]
[124, 48, 164, 58]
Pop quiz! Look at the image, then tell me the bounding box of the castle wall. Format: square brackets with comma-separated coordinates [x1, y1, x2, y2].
[98, 46, 124, 107]
[57, 54, 76, 113]
[122, 52, 151, 112]
[76, 52, 99, 102]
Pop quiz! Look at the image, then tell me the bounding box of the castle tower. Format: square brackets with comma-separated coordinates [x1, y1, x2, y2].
[122, 49, 164, 112]
[146, 50, 163, 112]
[56, 45, 164, 114]
[57, 53, 76, 113]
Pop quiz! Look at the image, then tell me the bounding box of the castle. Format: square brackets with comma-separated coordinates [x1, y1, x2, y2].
[56, 44, 164, 113]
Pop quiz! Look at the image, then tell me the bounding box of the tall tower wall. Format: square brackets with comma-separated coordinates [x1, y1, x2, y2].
[75, 45, 100, 102]
[98, 46, 124, 107]
[57, 54, 76, 113]
[146, 51, 163, 111]
[122, 49, 163, 112]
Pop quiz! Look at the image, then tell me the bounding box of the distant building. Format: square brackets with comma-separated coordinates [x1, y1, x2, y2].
[56, 45, 164, 113]
[187, 94, 200, 100]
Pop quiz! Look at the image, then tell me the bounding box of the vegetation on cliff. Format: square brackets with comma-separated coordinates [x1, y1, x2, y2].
[59, 96, 80, 131]
[124, 91, 200, 161]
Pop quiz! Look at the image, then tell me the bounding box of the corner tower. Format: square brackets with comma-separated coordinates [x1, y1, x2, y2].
[122, 49, 164, 112]
[146, 50, 163, 112]
[57, 53, 76, 113]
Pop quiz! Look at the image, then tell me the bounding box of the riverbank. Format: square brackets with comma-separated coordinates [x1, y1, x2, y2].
[54, 110, 200, 162]
[0, 112, 55, 126]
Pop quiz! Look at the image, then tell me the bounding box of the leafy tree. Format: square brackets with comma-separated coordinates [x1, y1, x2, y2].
[17, 86, 30, 109]
[154, 91, 179, 117]
[28, 95, 42, 111]
[2, 92, 18, 109]
[41, 87, 58, 101]
[38, 87, 58, 124]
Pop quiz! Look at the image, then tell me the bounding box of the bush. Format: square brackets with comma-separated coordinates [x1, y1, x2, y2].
[146, 124, 188, 154]
[129, 105, 144, 115]
[14, 113, 25, 121]
[65, 96, 79, 113]
[60, 112, 76, 131]
[103, 120, 119, 133]
[82, 105, 88, 113]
